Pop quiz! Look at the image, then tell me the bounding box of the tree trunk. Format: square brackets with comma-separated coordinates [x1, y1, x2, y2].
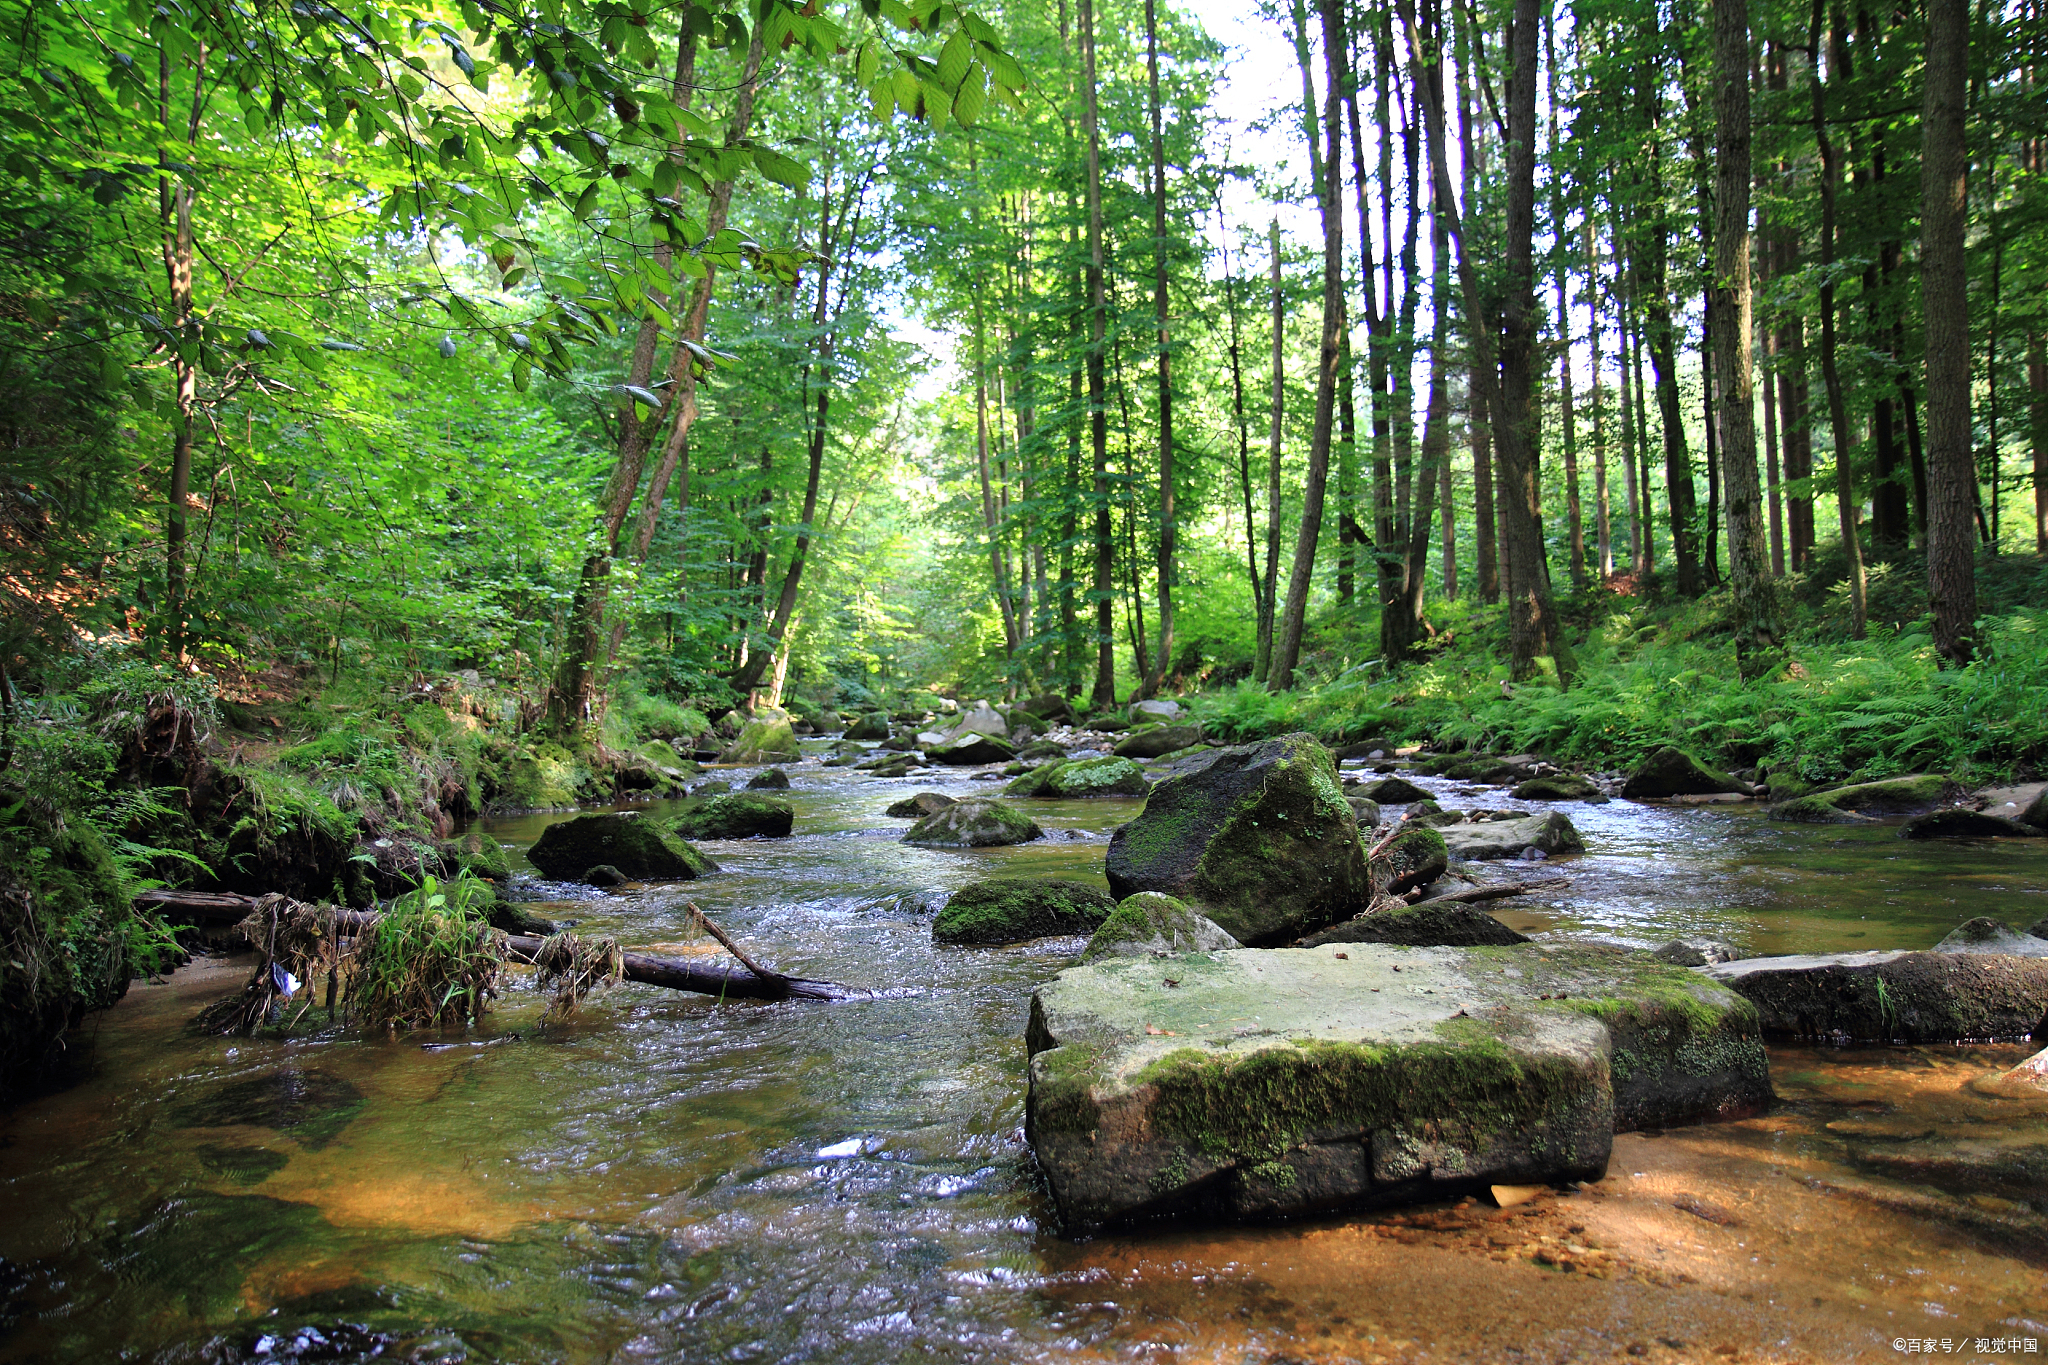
[1714, 0, 1778, 673]
[1271, 0, 1350, 692]
[1921, 0, 1974, 662]
[1547, 16, 1585, 592]
[159, 44, 205, 662]
[1142, 0, 1175, 695]
[1388, 125, 1453, 663]
[1217, 197, 1266, 643]
[1586, 216, 1613, 578]
[2032, 331, 2048, 555]
[1258, 221, 1285, 682]
[1810, 0, 1867, 634]
[1079, 0, 1116, 709]
[1457, 37, 1499, 604]
[1491, 0, 1560, 678]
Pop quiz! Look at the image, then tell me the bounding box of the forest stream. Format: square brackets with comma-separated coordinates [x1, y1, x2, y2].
[3, 744, 2045, 1364]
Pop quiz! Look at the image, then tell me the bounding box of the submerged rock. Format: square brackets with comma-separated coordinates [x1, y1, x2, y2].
[1653, 938, 1741, 967]
[1620, 747, 1752, 799]
[1081, 892, 1242, 961]
[526, 811, 718, 881]
[746, 767, 791, 790]
[924, 734, 1018, 767]
[1899, 809, 2043, 840]
[1931, 917, 2048, 958]
[1112, 723, 1204, 760]
[718, 706, 798, 764]
[932, 878, 1116, 945]
[884, 791, 956, 819]
[856, 753, 920, 777]
[583, 864, 626, 888]
[1104, 732, 1367, 947]
[1025, 942, 1771, 1231]
[1005, 756, 1149, 799]
[1356, 775, 1430, 804]
[1701, 950, 2048, 1042]
[484, 895, 558, 936]
[667, 793, 795, 840]
[1377, 826, 1449, 895]
[901, 798, 1043, 848]
[1440, 811, 1585, 861]
[1298, 900, 1528, 948]
[1511, 774, 1603, 801]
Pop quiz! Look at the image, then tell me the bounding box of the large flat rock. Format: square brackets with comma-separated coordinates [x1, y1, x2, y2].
[1702, 951, 2048, 1042]
[1025, 942, 1770, 1231]
[1439, 811, 1584, 861]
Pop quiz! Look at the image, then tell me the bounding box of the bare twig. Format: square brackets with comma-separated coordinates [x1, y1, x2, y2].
[687, 901, 777, 981]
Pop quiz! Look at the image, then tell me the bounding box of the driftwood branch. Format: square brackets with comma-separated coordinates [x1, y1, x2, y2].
[686, 901, 774, 981]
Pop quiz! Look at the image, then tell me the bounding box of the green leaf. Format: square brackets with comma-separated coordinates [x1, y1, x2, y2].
[752, 148, 808, 190]
[511, 357, 530, 391]
[855, 37, 881, 86]
[573, 180, 601, 220]
[952, 64, 985, 124]
[935, 30, 970, 91]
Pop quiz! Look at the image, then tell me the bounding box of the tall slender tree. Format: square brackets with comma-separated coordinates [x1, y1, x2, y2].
[1921, 0, 1974, 662]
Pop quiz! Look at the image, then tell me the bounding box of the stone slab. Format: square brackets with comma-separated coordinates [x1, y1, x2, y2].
[1702, 951, 2048, 1042]
[1026, 942, 1770, 1231]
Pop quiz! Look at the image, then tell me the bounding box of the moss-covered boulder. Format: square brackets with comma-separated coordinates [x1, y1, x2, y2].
[933, 878, 1117, 945]
[1104, 732, 1367, 947]
[1376, 826, 1448, 895]
[844, 713, 892, 741]
[1620, 747, 1752, 799]
[583, 864, 626, 888]
[1025, 942, 1771, 1230]
[857, 753, 921, 778]
[746, 767, 791, 790]
[1653, 938, 1740, 967]
[901, 798, 1043, 848]
[1356, 775, 1430, 804]
[1006, 756, 1150, 799]
[1440, 811, 1586, 861]
[1703, 950, 2048, 1042]
[718, 706, 798, 764]
[1081, 893, 1242, 961]
[1768, 773, 1956, 823]
[884, 791, 955, 818]
[1511, 774, 1603, 801]
[525, 812, 718, 881]
[1019, 740, 1071, 762]
[1299, 900, 1529, 948]
[925, 734, 1018, 766]
[1112, 723, 1204, 760]
[1017, 693, 1077, 726]
[667, 793, 795, 840]
[1436, 755, 1519, 783]
[1899, 809, 2043, 840]
[1082, 713, 1130, 732]
[1345, 796, 1381, 828]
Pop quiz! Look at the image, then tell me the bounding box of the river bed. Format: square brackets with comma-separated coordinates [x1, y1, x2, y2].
[3, 749, 2045, 1362]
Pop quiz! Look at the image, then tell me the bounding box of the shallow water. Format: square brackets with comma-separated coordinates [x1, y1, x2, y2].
[3, 749, 2045, 1363]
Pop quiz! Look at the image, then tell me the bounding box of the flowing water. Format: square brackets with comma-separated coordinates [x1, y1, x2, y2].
[3, 748, 2046, 1363]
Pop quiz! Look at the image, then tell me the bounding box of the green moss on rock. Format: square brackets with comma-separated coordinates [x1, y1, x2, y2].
[1007, 756, 1149, 798]
[902, 798, 1043, 848]
[1105, 732, 1368, 946]
[1082, 892, 1242, 961]
[1377, 826, 1449, 895]
[933, 878, 1116, 945]
[718, 707, 798, 764]
[1511, 774, 1602, 801]
[667, 793, 795, 840]
[525, 811, 718, 881]
[1769, 773, 1956, 823]
[1621, 747, 1751, 799]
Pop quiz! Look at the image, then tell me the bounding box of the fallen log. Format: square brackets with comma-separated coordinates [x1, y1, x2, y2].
[1406, 877, 1569, 906]
[310, 906, 860, 1003]
[138, 889, 257, 921]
